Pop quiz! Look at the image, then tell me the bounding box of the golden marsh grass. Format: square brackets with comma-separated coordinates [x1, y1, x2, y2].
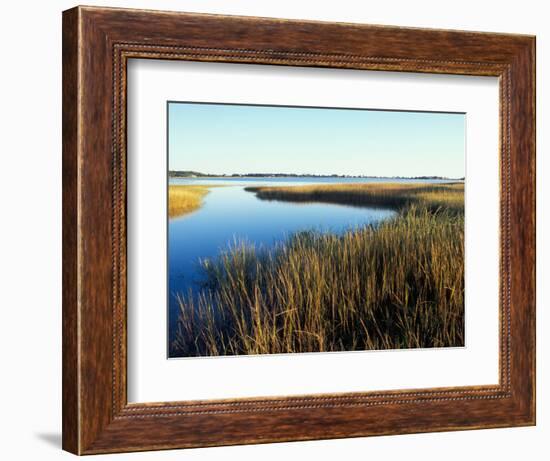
[168, 185, 214, 218]
[246, 182, 464, 213]
[172, 182, 465, 357]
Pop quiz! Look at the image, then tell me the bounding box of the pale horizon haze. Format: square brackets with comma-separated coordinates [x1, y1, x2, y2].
[168, 102, 465, 178]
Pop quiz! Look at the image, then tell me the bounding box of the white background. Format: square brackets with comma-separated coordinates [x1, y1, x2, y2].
[0, 1, 546, 460]
[128, 60, 499, 402]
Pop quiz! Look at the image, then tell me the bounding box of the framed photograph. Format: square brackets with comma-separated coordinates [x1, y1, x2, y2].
[62, 6, 535, 455]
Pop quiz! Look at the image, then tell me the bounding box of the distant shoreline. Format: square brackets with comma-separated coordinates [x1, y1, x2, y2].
[168, 171, 465, 181]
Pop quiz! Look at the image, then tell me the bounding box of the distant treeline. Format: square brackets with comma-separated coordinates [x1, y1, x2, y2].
[168, 170, 464, 180]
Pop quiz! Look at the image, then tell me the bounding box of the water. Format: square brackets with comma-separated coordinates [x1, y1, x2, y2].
[167, 177, 455, 345]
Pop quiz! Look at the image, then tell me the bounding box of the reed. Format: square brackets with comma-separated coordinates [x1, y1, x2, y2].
[172, 182, 464, 357]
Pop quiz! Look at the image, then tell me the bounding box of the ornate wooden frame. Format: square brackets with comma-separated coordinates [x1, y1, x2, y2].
[62, 5, 536, 454]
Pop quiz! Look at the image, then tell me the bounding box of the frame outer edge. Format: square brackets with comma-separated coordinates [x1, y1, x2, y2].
[531, 36, 537, 425]
[498, 37, 536, 425]
[523, 36, 536, 425]
[62, 6, 81, 455]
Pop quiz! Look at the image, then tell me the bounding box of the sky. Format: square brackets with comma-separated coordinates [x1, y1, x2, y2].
[168, 102, 465, 178]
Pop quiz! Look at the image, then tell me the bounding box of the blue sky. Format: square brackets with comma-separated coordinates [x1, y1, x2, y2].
[168, 102, 465, 178]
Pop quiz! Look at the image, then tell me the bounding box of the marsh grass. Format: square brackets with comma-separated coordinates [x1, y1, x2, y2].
[246, 182, 464, 214]
[172, 182, 464, 357]
[168, 185, 220, 218]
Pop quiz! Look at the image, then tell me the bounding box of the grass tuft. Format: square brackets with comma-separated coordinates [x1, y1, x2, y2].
[168, 185, 213, 218]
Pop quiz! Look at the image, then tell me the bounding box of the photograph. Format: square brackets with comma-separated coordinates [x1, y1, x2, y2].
[167, 102, 466, 358]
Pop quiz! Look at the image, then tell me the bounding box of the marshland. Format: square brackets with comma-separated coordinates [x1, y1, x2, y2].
[169, 179, 464, 357]
[167, 101, 465, 358]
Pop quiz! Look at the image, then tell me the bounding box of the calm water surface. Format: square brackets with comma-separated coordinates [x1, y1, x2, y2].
[167, 177, 454, 345]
